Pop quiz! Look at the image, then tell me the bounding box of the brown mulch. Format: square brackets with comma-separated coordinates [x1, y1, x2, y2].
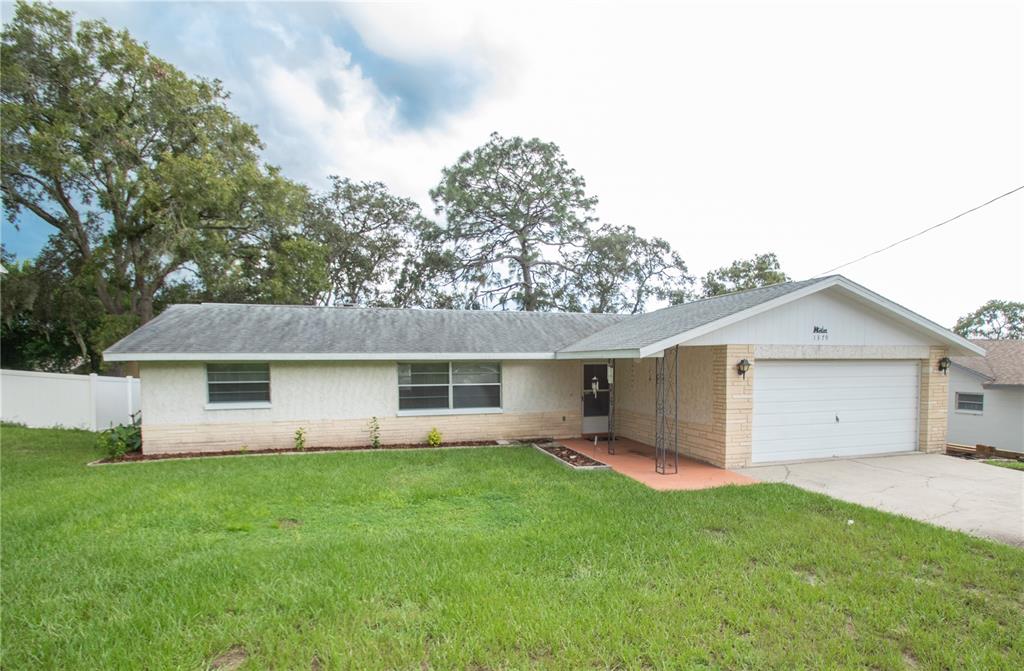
[537, 443, 607, 468]
[96, 438, 555, 464]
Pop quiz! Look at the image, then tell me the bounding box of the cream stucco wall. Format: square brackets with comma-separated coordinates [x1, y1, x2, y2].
[140, 360, 583, 454]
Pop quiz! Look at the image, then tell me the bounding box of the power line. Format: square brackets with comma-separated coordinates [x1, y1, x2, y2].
[815, 184, 1024, 277]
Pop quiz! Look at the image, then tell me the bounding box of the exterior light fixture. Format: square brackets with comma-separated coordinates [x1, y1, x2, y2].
[737, 359, 751, 378]
[938, 356, 951, 375]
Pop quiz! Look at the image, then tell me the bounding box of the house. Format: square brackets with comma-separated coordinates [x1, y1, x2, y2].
[103, 275, 982, 468]
[948, 340, 1024, 453]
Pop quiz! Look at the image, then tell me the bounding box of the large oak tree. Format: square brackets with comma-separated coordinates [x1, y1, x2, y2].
[1, 1, 299, 331]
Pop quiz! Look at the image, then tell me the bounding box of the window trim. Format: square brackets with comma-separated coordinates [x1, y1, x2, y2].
[205, 362, 272, 406]
[397, 361, 502, 414]
[954, 391, 984, 414]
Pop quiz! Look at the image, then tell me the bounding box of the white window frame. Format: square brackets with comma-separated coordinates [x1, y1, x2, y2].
[397, 361, 502, 416]
[955, 391, 984, 414]
[205, 363, 272, 410]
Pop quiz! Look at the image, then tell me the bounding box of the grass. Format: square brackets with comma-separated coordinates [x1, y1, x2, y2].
[984, 459, 1024, 471]
[2, 426, 1023, 670]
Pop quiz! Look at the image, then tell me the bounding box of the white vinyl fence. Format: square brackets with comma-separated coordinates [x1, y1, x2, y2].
[0, 369, 140, 430]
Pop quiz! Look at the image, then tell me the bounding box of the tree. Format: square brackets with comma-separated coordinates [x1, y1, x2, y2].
[699, 252, 790, 297]
[954, 300, 1024, 340]
[304, 177, 442, 307]
[0, 245, 105, 372]
[1, 1, 298, 324]
[430, 133, 597, 311]
[560, 225, 692, 313]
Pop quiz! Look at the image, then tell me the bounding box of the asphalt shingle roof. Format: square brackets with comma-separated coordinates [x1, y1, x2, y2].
[557, 277, 829, 353]
[104, 304, 631, 356]
[952, 340, 1024, 386]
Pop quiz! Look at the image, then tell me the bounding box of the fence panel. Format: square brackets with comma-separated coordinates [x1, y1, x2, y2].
[1, 370, 140, 430]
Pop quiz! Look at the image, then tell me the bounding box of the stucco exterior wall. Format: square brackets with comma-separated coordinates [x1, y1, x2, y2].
[947, 367, 1024, 453]
[140, 360, 583, 454]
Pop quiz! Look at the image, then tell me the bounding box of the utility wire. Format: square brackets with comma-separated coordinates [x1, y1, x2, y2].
[815, 184, 1024, 277]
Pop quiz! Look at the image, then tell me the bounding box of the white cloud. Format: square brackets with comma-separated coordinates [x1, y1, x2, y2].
[60, 0, 1021, 326]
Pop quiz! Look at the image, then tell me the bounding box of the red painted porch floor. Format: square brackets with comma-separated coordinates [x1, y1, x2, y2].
[558, 438, 758, 491]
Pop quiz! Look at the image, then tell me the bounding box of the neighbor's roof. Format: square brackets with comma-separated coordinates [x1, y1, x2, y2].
[103, 303, 630, 361]
[104, 275, 983, 362]
[952, 340, 1024, 386]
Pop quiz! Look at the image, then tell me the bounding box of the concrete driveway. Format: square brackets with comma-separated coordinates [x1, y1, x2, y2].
[738, 454, 1024, 547]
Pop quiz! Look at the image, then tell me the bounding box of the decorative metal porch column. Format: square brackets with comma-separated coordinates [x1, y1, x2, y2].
[606, 359, 615, 455]
[655, 346, 680, 474]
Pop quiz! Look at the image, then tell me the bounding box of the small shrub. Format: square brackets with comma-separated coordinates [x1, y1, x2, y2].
[97, 422, 142, 459]
[368, 416, 381, 449]
[294, 427, 306, 451]
[426, 427, 442, 447]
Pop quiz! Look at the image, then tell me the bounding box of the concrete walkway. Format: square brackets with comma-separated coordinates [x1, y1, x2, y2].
[560, 438, 757, 491]
[738, 454, 1024, 546]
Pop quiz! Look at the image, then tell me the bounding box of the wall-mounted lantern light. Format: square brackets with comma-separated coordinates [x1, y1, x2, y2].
[937, 356, 951, 375]
[737, 358, 752, 378]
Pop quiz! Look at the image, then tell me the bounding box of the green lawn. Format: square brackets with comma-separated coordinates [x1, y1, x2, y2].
[985, 459, 1024, 472]
[2, 426, 1023, 670]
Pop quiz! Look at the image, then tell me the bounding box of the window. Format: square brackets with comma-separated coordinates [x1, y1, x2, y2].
[398, 362, 501, 411]
[207, 363, 271, 404]
[956, 392, 984, 413]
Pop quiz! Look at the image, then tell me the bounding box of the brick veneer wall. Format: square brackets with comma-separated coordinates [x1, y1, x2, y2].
[142, 410, 582, 454]
[919, 346, 949, 453]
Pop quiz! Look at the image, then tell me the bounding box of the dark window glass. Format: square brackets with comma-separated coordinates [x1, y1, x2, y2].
[453, 385, 501, 409]
[956, 393, 984, 412]
[399, 385, 450, 410]
[207, 364, 270, 404]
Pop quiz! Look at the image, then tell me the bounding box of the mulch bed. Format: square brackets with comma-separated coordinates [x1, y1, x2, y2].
[93, 438, 555, 464]
[535, 443, 609, 469]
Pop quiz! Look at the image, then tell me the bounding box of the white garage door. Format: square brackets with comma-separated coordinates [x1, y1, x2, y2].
[752, 360, 919, 463]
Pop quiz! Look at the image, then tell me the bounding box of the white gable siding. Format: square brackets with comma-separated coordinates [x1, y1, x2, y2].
[684, 289, 934, 352]
[947, 366, 1024, 453]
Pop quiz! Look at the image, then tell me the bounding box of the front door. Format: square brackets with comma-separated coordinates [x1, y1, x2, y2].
[582, 363, 610, 435]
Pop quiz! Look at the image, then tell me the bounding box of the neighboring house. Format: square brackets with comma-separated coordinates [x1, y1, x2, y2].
[104, 275, 981, 468]
[948, 340, 1024, 453]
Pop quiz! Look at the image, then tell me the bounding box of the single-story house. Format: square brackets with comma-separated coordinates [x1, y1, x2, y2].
[948, 340, 1024, 453]
[104, 275, 982, 469]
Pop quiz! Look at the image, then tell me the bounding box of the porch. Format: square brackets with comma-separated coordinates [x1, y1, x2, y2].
[559, 437, 757, 491]
[577, 344, 756, 474]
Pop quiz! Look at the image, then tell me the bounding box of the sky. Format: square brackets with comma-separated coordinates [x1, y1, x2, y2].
[1, 0, 1021, 327]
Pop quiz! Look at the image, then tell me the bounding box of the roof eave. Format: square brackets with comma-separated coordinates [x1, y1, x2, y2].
[103, 351, 559, 362]
[554, 348, 651, 360]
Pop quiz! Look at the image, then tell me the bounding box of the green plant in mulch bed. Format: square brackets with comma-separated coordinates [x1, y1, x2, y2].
[368, 416, 381, 449]
[96, 419, 142, 460]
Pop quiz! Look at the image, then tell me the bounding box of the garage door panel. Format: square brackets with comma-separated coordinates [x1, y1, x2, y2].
[757, 375, 918, 390]
[761, 417, 921, 444]
[757, 432, 917, 454]
[752, 360, 919, 463]
[757, 389, 917, 403]
[755, 407, 918, 427]
[756, 418, 920, 442]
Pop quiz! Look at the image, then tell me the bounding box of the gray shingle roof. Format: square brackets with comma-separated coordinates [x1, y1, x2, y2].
[557, 277, 829, 353]
[105, 304, 630, 356]
[953, 340, 1024, 386]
